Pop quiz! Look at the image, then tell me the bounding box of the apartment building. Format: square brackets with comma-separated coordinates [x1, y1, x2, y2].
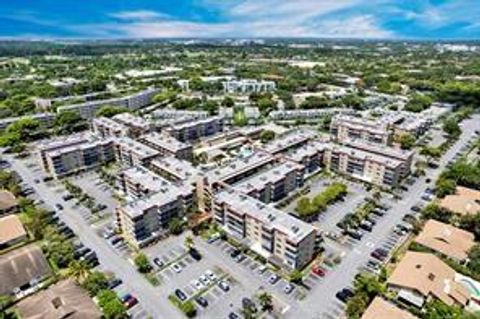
[233, 161, 305, 203]
[92, 117, 129, 138]
[139, 132, 193, 161]
[112, 113, 151, 137]
[150, 156, 200, 185]
[330, 114, 393, 145]
[37, 134, 91, 174]
[222, 79, 276, 94]
[324, 143, 404, 187]
[43, 138, 116, 178]
[269, 108, 355, 122]
[262, 129, 317, 155]
[219, 106, 261, 125]
[164, 116, 224, 142]
[113, 137, 160, 167]
[116, 178, 194, 248]
[152, 109, 209, 120]
[117, 166, 168, 199]
[286, 142, 328, 173]
[345, 139, 414, 178]
[214, 189, 317, 270]
[57, 88, 159, 119]
[0, 113, 55, 132]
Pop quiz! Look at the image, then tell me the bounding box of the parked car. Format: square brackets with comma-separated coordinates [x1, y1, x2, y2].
[347, 229, 363, 240]
[124, 295, 138, 309]
[335, 288, 354, 303]
[228, 312, 240, 319]
[359, 220, 373, 232]
[258, 265, 267, 274]
[153, 257, 164, 268]
[284, 284, 294, 294]
[175, 289, 187, 301]
[268, 274, 279, 285]
[207, 233, 220, 244]
[107, 278, 123, 289]
[189, 248, 202, 261]
[62, 194, 74, 201]
[230, 249, 241, 258]
[312, 265, 326, 277]
[205, 269, 217, 281]
[242, 298, 257, 312]
[199, 274, 210, 285]
[235, 254, 246, 263]
[195, 296, 208, 308]
[55, 203, 64, 210]
[172, 263, 182, 273]
[218, 280, 230, 292]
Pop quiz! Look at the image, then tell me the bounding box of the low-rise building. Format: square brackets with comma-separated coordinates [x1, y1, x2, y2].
[214, 188, 317, 270]
[344, 139, 414, 178]
[15, 279, 102, 319]
[269, 108, 355, 122]
[324, 143, 404, 187]
[116, 178, 194, 248]
[152, 109, 209, 120]
[0, 113, 55, 132]
[219, 106, 261, 125]
[0, 190, 18, 215]
[233, 161, 304, 203]
[43, 138, 116, 178]
[112, 112, 151, 137]
[414, 219, 475, 262]
[361, 297, 418, 319]
[57, 88, 159, 119]
[330, 114, 393, 145]
[439, 186, 480, 216]
[387, 252, 470, 308]
[223, 79, 276, 94]
[0, 215, 27, 249]
[164, 116, 224, 142]
[150, 156, 200, 185]
[139, 132, 193, 161]
[262, 129, 317, 155]
[0, 244, 51, 296]
[114, 137, 160, 167]
[92, 117, 129, 138]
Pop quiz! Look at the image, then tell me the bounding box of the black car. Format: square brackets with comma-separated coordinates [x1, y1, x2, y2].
[335, 288, 354, 303]
[242, 298, 257, 312]
[189, 248, 202, 261]
[195, 296, 208, 308]
[175, 289, 187, 301]
[153, 257, 164, 268]
[55, 203, 64, 210]
[228, 312, 240, 319]
[108, 278, 123, 289]
[230, 249, 241, 258]
[62, 194, 74, 201]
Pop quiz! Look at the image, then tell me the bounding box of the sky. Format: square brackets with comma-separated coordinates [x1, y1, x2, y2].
[0, 0, 479, 40]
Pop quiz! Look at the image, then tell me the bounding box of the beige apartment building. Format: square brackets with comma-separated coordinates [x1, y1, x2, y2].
[92, 117, 129, 138]
[139, 132, 193, 161]
[214, 188, 318, 270]
[113, 137, 160, 167]
[330, 114, 393, 145]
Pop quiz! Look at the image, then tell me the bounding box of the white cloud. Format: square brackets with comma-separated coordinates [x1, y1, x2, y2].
[110, 10, 170, 21]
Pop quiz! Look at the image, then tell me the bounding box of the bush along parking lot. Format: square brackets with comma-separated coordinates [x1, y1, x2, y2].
[62, 180, 106, 215]
[295, 182, 348, 220]
[336, 200, 385, 239]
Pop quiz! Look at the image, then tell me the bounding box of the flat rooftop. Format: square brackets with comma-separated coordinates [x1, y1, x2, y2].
[329, 143, 403, 168]
[115, 137, 159, 159]
[234, 161, 303, 193]
[168, 116, 223, 131]
[113, 112, 150, 129]
[345, 139, 414, 161]
[94, 117, 128, 132]
[140, 132, 191, 152]
[150, 156, 199, 184]
[262, 129, 317, 154]
[205, 151, 275, 183]
[216, 189, 315, 244]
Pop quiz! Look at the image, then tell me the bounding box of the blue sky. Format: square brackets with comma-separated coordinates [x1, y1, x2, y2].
[0, 0, 479, 39]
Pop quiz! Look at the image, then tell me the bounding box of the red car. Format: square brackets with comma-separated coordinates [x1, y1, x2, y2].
[312, 265, 326, 277]
[124, 296, 138, 309]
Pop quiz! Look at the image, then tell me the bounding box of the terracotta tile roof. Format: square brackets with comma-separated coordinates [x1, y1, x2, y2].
[361, 297, 418, 319]
[0, 214, 26, 245]
[440, 186, 480, 216]
[0, 190, 18, 212]
[0, 244, 51, 295]
[387, 252, 470, 307]
[16, 279, 101, 319]
[414, 219, 475, 261]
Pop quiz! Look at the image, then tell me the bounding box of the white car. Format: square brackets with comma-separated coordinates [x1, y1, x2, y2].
[172, 263, 182, 273]
[193, 280, 204, 290]
[205, 270, 217, 281]
[199, 274, 210, 285]
[257, 265, 267, 274]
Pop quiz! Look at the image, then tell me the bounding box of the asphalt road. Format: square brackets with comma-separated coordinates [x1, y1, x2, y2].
[298, 114, 480, 319]
[7, 157, 184, 319]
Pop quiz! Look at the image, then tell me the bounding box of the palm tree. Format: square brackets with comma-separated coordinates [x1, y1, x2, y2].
[258, 292, 273, 312]
[184, 236, 194, 249]
[68, 260, 91, 283]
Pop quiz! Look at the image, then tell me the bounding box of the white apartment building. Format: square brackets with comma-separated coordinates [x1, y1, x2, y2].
[262, 129, 317, 155]
[222, 79, 276, 94]
[92, 117, 129, 138]
[113, 137, 160, 167]
[57, 88, 159, 119]
[330, 114, 393, 145]
[139, 132, 193, 161]
[112, 113, 151, 137]
[164, 116, 224, 142]
[150, 156, 200, 185]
